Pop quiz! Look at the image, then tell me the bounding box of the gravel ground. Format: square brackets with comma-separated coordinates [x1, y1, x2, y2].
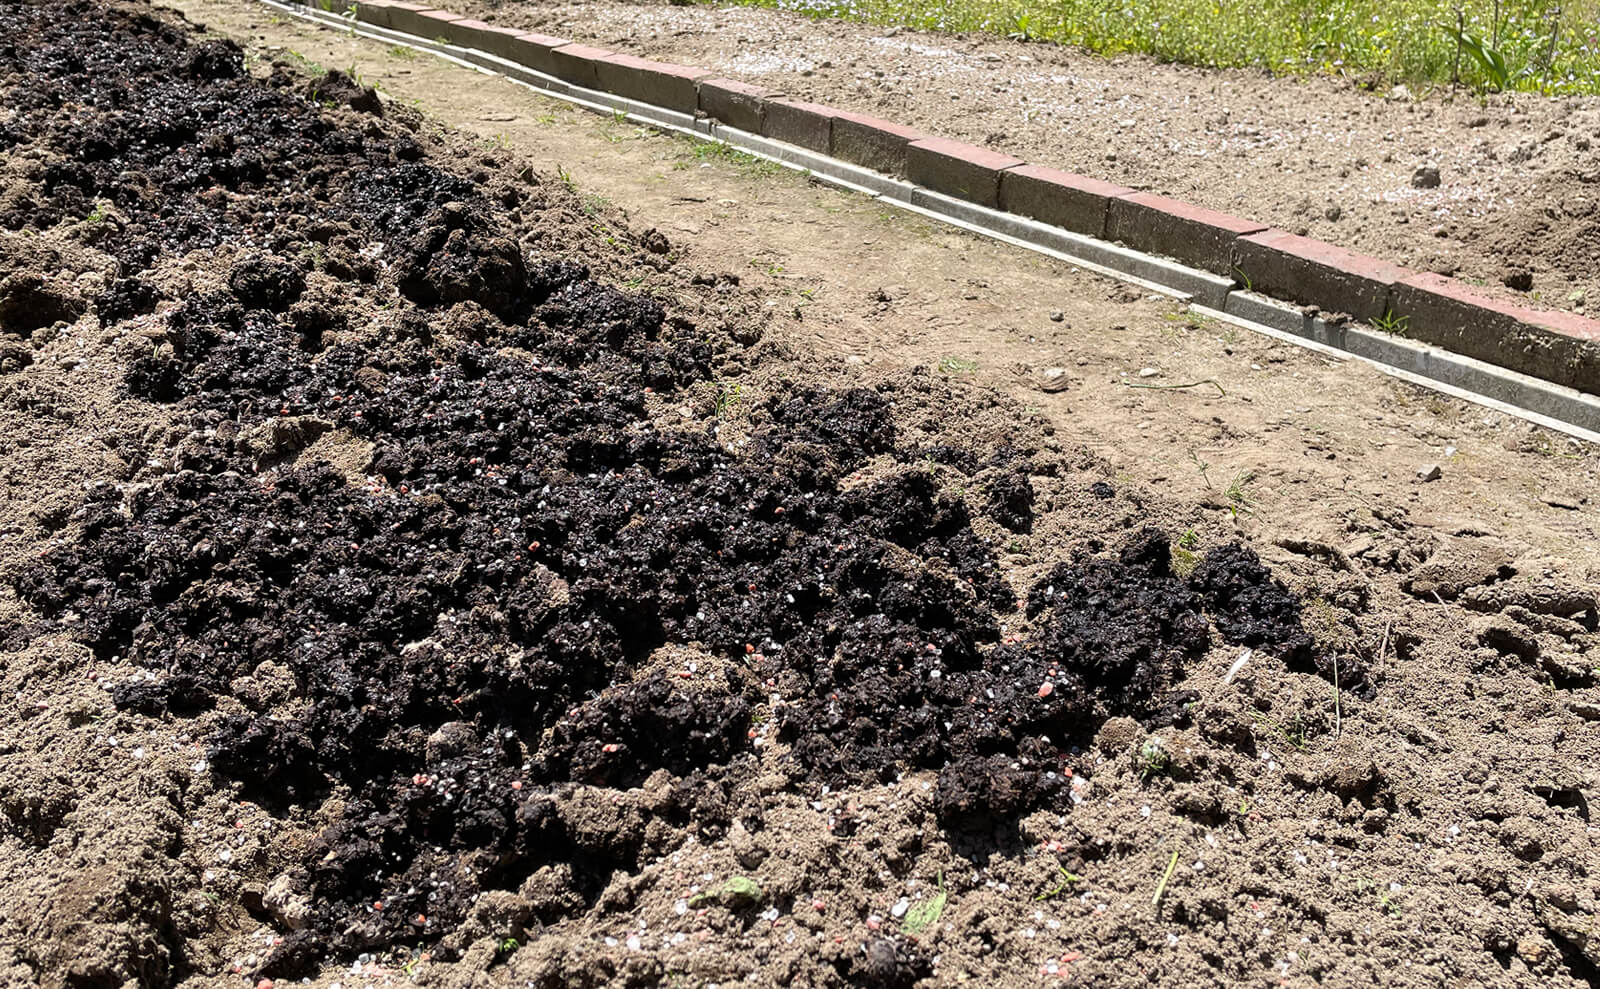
[460, 0, 1600, 316]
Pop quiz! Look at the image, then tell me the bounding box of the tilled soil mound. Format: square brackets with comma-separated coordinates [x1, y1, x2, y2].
[3, 3, 1598, 989]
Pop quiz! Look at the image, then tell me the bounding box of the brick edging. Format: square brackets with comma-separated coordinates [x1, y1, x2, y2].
[344, 0, 1600, 397]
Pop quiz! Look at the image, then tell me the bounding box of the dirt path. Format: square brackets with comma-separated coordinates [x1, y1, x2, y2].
[2, 1, 1599, 987]
[447, 0, 1600, 318]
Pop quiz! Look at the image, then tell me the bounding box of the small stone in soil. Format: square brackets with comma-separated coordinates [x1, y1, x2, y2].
[1036, 368, 1070, 393]
[1048, 310, 1064, 322]
[1416, 464, 1443, 482]
[1412, 166, 1441, 189]
[1501, 269, 1533, 292]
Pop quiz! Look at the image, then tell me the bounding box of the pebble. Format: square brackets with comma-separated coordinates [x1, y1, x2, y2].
[1036, 367, 1071, 393]
[1412, 165, 1441, 189]
[1048, 310, 1064, 322]
[1138, 367, 1159, 378]
[1416, 464, 1442, 482]
[890, 897, 910, 918]
[1501, 269, 1533, 292]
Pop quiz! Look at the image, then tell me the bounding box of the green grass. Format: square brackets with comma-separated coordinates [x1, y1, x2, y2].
[720, 0, 1600, 94]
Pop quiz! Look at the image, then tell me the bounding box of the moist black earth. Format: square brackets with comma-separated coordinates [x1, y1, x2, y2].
[0, 1, 1336, 983]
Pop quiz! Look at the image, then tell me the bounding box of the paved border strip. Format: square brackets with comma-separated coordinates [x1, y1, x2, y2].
[260, 0, 1600, 440]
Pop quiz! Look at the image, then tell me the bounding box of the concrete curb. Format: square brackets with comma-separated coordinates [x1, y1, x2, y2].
[267, 0, 1600, 440]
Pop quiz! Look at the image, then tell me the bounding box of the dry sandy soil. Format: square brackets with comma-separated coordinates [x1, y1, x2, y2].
[2, 2, 1600, 989]
[458, 0, 1600, 316]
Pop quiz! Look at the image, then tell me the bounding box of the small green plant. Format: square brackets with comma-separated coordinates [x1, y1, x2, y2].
[714, 382, 744, 419]
[1176, 528, 1200, 550]
[937, 356, 979, 374]
[387, 43, 418, 59]
[901, 873, 947, 935]
[611, 108, 629, 124]
[1035, 866, 1082, 901]
[1139, 736, 1171, 779]
[682, 137, 782, 175]
[1373, 309, 1410, 335]
[1251, 709, 1308, 750]
[1224, 470, 1256, 516]
[1447, 23, 1520, 91]
[1232, 266, 1254, 292]
[1355, 877, 1404, 917]
[84, 201, 110, 224]
[689, 875, 763, 908]
[497, 936, 520, 955]
[1187, 450, 1212, 489]
[284, 49, 328, 77]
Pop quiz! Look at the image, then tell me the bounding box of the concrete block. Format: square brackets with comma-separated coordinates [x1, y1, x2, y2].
[1232, 229, 1412, 323]
[1393, 272, 1600, 394]
[829, 109, 927, 177]
[1105, 192, 1267, 274]
[698, 78, 774, 134]
[439, 18, 528, 60]
[904, 137, 1022, 208]
[549, 43, 614, 88]
[504, 32, 571, 77]
[594, 53, 712, 114]
[351, 1, 413, 30]
[998, 165, 1130, 238]
[762, 99, 838, 153]
[400, 7, 465, 41]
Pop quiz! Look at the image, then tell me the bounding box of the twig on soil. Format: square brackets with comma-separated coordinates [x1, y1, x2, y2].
[1151, 848, 1180, 910]
[1332, 653, 1342, 740]
[1273, 537, 1355, 572]
[1377, 618, 1393, 666]
[1123, 378, 1226, 398]
[1223, 648, 1252, 684]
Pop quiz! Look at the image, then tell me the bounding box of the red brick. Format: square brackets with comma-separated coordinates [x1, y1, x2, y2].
[594, 54, 712, 114]
[761, 99, 839, 153]
[904, 138, 1022, 209]
[998, 165, 1129, 238]
[1232, 229, 1411, 323]
[829, 110, 928, 177]
[548, 44, 614, 89]
[1105, 192, 1266, 274]
[1393, 272, 1600, 393]
[698, 78, 776, 134]
[504, 32, 572, 77]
